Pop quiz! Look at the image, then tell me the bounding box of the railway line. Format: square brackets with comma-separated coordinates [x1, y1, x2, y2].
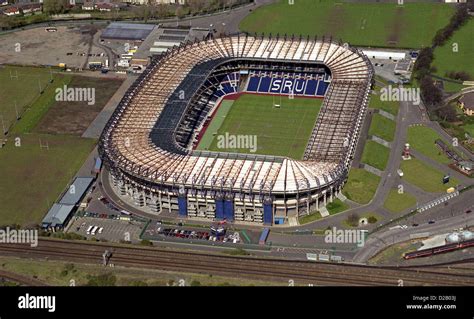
[0, 238, 472, 286]
[0, 270, 48, 286]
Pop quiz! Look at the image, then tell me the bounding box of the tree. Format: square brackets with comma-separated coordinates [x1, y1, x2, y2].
[86, 273, 117, 286]
[420, 76, 443, 108]
[367, 216, 377, 224]
[43, 0, 68, 14]
[175, 6, 185, 19]
[188, 0, 206, 14]
[155, 4, 169, 19]
[346, 213, 360, 227]
[437, 105, 458, 123]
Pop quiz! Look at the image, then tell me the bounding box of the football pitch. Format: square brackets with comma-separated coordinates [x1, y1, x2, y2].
[240, 0, 454, 49]
[196, 94, 322, 159]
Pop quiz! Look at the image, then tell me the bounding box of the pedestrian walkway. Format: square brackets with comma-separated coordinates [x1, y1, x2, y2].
[371, 135, 391, 147]
[361, 163, 383, 177]
[319, 207, 329, 217]
[337, 192, 347, 202]
[377, 109, 396, 121]
[288, 216, 298, 227]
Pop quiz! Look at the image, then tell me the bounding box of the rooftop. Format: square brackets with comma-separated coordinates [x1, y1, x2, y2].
[460, 92, 474, 109]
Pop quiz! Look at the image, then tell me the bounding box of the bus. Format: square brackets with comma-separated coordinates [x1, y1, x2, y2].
[88, 61, 103, 70]
[120, 54, 133, 60]
[90, 226, 99, 236]
[86, 225, 93, 234]
[120, 209, 131, 216]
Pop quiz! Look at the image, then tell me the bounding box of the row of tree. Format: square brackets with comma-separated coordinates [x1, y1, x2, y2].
[413, 3, 473, 115]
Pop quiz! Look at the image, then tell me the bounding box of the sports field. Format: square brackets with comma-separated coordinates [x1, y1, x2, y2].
[0, 66, 123, 226]
[0, 134, 96, 227]
[433, 19, 474, 80]
[0, 65, 59, 132]
[240, 0, 454, 48]
[196, 94, 322, 159]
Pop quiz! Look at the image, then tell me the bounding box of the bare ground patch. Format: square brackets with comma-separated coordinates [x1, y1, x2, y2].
[323, 4, 346, 38]
[34, 76, 123, 136]
[386, 6, 404, 46]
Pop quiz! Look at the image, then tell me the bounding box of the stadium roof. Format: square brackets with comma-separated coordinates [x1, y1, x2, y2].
[58, 177, 94, 206]
[99, 35, 373, 194]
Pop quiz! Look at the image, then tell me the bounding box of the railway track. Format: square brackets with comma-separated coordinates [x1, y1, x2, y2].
[0, 238, 472, 286]
[0, 270, 48, 286]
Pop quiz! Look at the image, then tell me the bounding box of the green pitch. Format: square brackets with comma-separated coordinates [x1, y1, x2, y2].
[240, 0, 454, 49]
[0, 66, 59, 131]
[433, 19, 474, 80]
[196, 94, 322, 159]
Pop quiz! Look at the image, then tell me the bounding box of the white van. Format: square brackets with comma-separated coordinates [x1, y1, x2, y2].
[86, 225, 93, 234]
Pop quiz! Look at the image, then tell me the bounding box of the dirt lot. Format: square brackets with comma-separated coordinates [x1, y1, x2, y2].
[34, 75, 124, 136]
[0, 25, 107, 69]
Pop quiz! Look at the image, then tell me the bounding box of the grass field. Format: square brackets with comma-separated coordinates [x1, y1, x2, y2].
[383, 188, 417, 213]
[196, 100, 234, 150]
[433, 19, 474, 80]
[326, 199, 349, 215]
[368, 113, 396, 142]
[342, 169, 381, 204]
[0, 256, 278, 286]
[369, 88, 399, 116]
[240, 0, 454, 48]
[35, 76, 123, 135]
[0, 66, 122, 226]
[11, 74, 73, 134]
[0, 66, 59, 131]
[407, 125, 454, 164]
[299, 198, 348, 225]
[400, 158, 459, 193]
[198, 94, 322, 159]
[0, 134, 96, 226]
[361, 140, 390, 171]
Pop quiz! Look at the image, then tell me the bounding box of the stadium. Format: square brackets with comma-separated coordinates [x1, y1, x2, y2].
[98, 34, 374, 226]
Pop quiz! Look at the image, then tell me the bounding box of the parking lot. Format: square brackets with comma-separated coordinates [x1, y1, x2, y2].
[68, 216, 144, 243]
[144, 222, 243, 246]
[0, 25, 106, 69]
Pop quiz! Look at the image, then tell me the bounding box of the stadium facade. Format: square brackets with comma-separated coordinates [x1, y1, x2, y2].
[98, 34, 373, 225]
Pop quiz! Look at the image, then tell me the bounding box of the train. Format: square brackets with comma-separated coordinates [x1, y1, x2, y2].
[403, 238, 474, 259]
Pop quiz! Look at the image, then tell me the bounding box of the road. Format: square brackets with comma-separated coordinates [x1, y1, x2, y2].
[354, 207, 474, 263]
[162, 0, 274, 34]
